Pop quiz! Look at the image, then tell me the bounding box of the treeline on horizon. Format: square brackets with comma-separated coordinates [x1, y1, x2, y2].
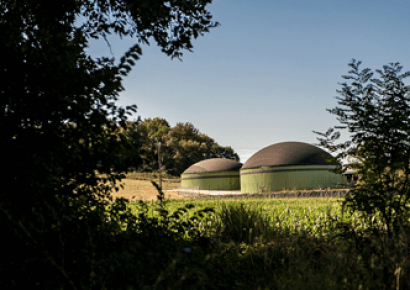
[64, 117, 240, 176]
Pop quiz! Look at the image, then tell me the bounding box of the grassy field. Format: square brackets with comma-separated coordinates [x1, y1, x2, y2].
[99, 171, 190, 201]
[94, 172, 410, 289]
[128, 197, 349, 239]
[121, 194, 410, 289]
[109, 179, 186, 201]
[50, 171, 409, 289]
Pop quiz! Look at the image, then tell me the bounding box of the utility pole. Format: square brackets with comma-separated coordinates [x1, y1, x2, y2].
[158, 141, 162, 190]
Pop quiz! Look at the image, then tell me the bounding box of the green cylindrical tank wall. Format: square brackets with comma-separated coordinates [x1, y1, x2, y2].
[342, 175, 348, 185]
[240, 165, 344, 193]
[181, 171, 240, 190]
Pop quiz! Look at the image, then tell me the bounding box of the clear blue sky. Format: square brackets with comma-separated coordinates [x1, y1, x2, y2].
[80, 0, 410, 164]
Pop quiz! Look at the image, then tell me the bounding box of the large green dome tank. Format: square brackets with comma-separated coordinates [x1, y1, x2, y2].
[240, 141, 344, 193]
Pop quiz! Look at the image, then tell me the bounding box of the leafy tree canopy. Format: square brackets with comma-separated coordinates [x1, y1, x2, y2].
[126, 118, 240, 176]
[313, 59, 410, 238]
[1, 0, 219, 288]
[1, 0, 219, 201]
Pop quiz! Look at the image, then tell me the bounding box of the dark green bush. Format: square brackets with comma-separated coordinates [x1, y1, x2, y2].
[0, 183, 216, 290]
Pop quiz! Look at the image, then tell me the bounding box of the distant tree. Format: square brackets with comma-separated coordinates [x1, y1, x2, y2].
[134, 117, 172, 172]
[166, 122, 240, 175]
[209, 143, 239, 160]
[166, 123, 205, 172]
[125, 120, 240, 176]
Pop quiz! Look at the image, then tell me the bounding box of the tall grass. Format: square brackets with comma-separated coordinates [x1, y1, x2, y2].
[68, 176, 410, 289]
[126, 195, 410, 289]
[216, 202, 271, 243]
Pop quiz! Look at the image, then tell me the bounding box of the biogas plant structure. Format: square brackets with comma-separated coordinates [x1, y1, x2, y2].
[181, 141, 348, 194]
[240, 141, 345, 194]
[180, 158, 242, 191]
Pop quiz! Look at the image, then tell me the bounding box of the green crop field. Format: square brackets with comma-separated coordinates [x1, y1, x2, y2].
[119, 195, 409, 290]
[95, 174, 410, 289]
[128, 197, 360, 239]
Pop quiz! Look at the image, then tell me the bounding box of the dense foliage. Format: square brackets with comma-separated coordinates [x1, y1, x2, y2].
[3, 0, 410, 287]
[127, 197, 410, 289]
[1, 0, 219, 288]
[313, 59, 410, 287]
[123, 117, 240, 175]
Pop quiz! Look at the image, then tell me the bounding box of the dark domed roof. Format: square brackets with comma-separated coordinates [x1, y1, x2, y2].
[182, 158, 242, 174]
[241, 141, 339, 170]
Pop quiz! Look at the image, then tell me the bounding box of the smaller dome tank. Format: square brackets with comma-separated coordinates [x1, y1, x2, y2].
[181, 158, 242, 190]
